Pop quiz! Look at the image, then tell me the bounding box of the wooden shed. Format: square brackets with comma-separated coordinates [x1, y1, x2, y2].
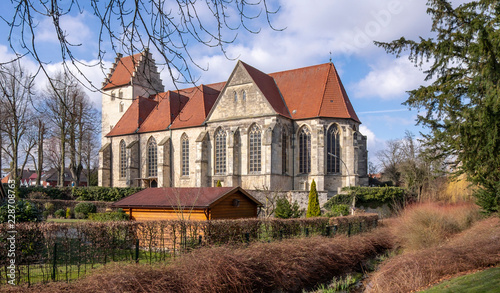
[112, 187, 262, 221]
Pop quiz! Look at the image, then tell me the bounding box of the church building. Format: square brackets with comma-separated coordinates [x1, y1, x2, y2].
[99, 50, 368, 194]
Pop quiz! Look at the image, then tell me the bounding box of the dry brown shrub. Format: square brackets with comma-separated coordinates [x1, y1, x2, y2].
[365, 217, 500, 293]
[5, 226, 394, 293]
[391, 202, 481, 251]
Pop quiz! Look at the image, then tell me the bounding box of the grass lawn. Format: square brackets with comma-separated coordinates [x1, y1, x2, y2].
[46, 218, 88, 223]
[422, 267, 500, 293]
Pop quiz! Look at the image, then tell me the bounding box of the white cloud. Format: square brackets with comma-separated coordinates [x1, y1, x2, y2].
[36, 13, 92, 46]
[352, 57, 428, 100]
[360, 125, 386, 165]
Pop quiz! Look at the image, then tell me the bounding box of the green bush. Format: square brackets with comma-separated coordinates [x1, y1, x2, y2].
[65, 207, 73, 219]
[72, 187, 143, 202]
[44, 202, 55, 214]
[88, 210, 129, 222]
[275, 197, 303, 219]
[74, 202, 97, 218]
[17, 186, 73, 200]
[54, 209, 65, 218]
[325, 204, 350, 217]
[0, 200, 42, 222]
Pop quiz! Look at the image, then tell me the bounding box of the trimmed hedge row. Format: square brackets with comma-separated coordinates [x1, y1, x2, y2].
[325, 186, 408, 210]
[9, 185, 143, 202]
[72, 187, 143, 201]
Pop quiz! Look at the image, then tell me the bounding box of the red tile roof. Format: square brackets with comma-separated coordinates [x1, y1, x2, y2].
[170, 82, 225, 129]
[103, 53, 142, 90]
[106, 97, 158, 137]
[240, 62, 291, 118]
[138, 91, 189, 133]
[270, 63, 360, 122]
[112, 186, 262, 208]
[105, 59, 360, 136]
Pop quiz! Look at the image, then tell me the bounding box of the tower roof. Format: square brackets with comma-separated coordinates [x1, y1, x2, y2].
[103, 53, 143, 90]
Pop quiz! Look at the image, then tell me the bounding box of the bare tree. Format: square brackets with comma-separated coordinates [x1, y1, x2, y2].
[376, 139, 403, 186]
[1, 1, 282, 97]
[0, 62, 36, 185]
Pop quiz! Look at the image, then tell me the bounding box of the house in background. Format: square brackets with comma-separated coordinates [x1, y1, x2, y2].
[40, 168, 88, 187]
[112, 187, 263, 221]
[1, 170, 36, 187]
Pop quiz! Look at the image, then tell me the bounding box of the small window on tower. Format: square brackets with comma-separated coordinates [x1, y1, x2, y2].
[119, 91, 123, 99]
[242, 90, 246, 101]
[234, 91, 237, 102]
[119, 102, 124, 113]
[111, 93, 116, 101]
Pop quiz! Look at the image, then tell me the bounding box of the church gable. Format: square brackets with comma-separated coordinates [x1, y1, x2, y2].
[206, 61, 284, 122]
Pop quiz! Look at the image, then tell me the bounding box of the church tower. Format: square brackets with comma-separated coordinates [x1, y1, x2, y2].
[101, 49, 164, 143]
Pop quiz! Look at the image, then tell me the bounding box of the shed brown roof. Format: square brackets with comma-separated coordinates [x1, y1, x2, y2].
[106, 97, 158, 137]
[112, 187, 262, 209]
[103, 53, 142, 90]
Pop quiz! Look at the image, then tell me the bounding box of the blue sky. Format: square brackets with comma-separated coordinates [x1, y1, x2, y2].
[0, 0, 467, 167]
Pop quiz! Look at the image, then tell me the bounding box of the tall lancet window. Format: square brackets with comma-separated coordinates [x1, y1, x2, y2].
[119, 140, 127, 178]
[249, 124, 262, 173]
[181, 134, 189, 176]
[214, 128, 227, 175]
[282, 127, 287, 174]
[147, 137, 158, 177]
[298, 126, 311, 174]
[327, 124, 341, 174]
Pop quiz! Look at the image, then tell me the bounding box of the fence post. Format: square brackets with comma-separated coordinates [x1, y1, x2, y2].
[326, 226, 331, 237]
[348, 223, 352, 237]
[198, 235, 202, 245]
[245, 232, 250, 243]
[52, 243, 57, 281]
[135, 239, 139, 264]
[279, 230, 283, 240]
[305, 228, 309, 237]
[359, 222, 363, 233]
[333, 224, 338, 236]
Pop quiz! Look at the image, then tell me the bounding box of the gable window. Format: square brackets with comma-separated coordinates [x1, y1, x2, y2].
[147, 137, 157, 177]
[214, 128, 227, 175]
[181, 134, 189, 176]
[111, 93, 116, 101]
[298, 126, 311, 174]
[119, 91, 123, 99]
[119, 102, 124, 113]
[327, 124, 341, 174]
[120, 140, 127, 178]
[234, 91, 238, 102]
[249, 124, 262, 173]
[242, 90, 246, 101]
[282, 127, 287, 174]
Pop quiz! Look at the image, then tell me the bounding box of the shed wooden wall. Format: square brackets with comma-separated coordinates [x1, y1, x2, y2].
[210, 191, 258, 219]
[127, 208, 208, 221]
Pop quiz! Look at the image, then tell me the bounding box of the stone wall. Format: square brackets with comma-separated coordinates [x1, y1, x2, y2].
[249, 190, 329, 218]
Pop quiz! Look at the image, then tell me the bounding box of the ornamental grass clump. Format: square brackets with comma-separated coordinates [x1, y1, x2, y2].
[391, 202, 481, 251]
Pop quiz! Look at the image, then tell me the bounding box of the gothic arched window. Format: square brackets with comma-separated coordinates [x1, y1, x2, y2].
[242, 90, 246, 101]
[298, 126, 311, 174]
[181, 134, 189, 176]
[234, 91, 238, 102]
[147, 137, 157, 177]
[327, 124, 341, 174]
[214, 128, 227, 175]
[282, 127, 287, 175]
[249, 124, 262, 173]
[119, 140, 126, 178]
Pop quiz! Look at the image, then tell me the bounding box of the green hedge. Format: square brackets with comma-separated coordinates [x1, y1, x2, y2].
[18, 186, 74, 200]
[325, 186, 408, 210]
[72, 187, 143, 202]
[88, 211, 130, 222]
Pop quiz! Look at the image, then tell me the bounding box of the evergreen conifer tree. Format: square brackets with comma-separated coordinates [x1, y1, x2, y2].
[377, 0, 500, 213]
[306, 180, 321, 217]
